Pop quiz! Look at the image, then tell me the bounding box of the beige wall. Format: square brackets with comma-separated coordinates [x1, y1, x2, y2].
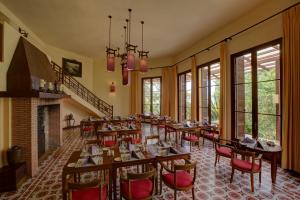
[93, 58, 130, 116]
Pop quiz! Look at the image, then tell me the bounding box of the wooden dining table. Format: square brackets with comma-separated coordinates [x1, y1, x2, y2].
[164, 123, 201, 144]
[62, 144, 191, 200]
[239, 140, 282, 183]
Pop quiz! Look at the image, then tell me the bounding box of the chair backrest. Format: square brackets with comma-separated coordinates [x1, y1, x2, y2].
[64, 168, 109, 200]
[145, 135, 160, 145]
[174, 160, 197, 188]
[126, 167, 156, 200]
[215, 139, 239, 149]
[101, 131, 118, 142]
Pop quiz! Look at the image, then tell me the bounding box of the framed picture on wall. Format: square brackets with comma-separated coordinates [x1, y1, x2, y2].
[62, 58, 82, 77]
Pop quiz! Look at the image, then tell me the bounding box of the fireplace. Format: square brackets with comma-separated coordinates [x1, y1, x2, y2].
[11, 98, 62, 177]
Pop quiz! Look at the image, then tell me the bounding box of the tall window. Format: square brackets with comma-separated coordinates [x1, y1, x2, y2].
[142, 77, 161, 115]
[178, 71, 192, 122]
[197, 60, 220, 124]
[232, 39, 281, 143]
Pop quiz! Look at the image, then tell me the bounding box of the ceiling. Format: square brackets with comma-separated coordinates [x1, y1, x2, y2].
[1, 0, 265, 59]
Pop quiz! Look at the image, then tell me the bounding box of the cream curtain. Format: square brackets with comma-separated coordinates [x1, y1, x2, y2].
[169, 66, 178, 120]
[161, 68, 170, 116]
[191, 56, 197, 120]
[220, 41, 229, 140]
[282, 4, 300, 173]
[129, 71, 141, 115]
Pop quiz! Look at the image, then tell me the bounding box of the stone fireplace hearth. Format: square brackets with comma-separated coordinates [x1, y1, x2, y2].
[11, 98, 62, 177]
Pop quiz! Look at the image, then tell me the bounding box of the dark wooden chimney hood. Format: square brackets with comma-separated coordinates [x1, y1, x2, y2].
[0, 37, 67, 99]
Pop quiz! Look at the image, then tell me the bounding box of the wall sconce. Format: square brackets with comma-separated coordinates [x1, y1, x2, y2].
[110, 82, 116, 93]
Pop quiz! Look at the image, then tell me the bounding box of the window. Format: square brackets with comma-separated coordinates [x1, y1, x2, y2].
[142, 77, 161, 115]
[178, 71, 192, 122]
[232, 39, 281, 143]
[197, 60, 220, 124]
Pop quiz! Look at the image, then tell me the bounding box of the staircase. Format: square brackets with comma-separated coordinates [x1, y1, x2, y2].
[51, 62, 113, 117]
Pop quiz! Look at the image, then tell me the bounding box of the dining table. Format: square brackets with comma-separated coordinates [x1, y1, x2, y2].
[164, 123, 201, 144]
[62, 142, 191, 200]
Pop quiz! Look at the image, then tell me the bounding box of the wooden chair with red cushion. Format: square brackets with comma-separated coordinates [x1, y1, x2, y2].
[66, 176, 108, 200]
[230, 149, 262, 192]
[120, 165, 156, 200]
[81, 121, 95, 138]
[214, 139, 240, 166]
[160, 158, 197, 200]
[181, 130, 200, 152]
[100, 131, 118, 148]
[201, 126, 220, 145]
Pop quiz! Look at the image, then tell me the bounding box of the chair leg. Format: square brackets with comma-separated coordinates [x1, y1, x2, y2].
[215, 154, 218, 166]
[250, 173, 254, 192]
[259, 171, 262, 184]
[230, 168, 234, 183]
[192, 187, 195, 200]
[174, 190, 177, 200]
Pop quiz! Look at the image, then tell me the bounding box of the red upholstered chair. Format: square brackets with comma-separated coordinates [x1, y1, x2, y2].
[201, 126, 220, 145]
[81, 122, 95, 138]
[181, 131, 200, 152]
[66, 179, 108, 200]
[230, 149, 262, 192]
[101, 131, 118, 148]
[214, 139, 239, 166]
[160, 159, 197, 200]
[120, 166, 156, 200]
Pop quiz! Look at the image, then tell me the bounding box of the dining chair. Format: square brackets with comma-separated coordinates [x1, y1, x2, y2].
[120, 165, 156, 200]
[230, 149, 262, 192]
[65, 176, 108, 200]
[81, 122, 94, 138]
[181, 130, 200, 152]
[201, 126, 220, 145]
[160, 158, 197, 200]
[214, 139, 240, 166]
[100, 131, 118, 148]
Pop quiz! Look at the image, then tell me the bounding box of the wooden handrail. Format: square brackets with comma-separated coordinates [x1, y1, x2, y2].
[51, 61, 113, 117]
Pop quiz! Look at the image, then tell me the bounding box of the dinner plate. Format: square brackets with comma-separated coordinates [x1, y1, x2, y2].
[114, 157, 121, 162]
[67, 162, 76, 168]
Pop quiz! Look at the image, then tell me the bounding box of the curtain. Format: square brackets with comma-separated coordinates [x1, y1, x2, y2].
[282, 4, 300, 173]
[220, 41, 229, 140]
[129, 71, 141, 115]
[191, 56, 197, 120]
[169, 66, 178, 120]
[161, 68, 170, 116]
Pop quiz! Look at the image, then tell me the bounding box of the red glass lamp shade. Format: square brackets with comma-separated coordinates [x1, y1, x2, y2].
[127, 53, 135, 70]
[139, 58, 148, 73]
[107, 54, 115, 72]
[122, 66, 129, 85]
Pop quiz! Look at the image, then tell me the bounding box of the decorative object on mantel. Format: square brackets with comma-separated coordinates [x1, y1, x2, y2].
[62, 58, 82, 77]
[106, 9, 149, 84]
[64, 113, 75, 128]
[110, 82, 116, 92]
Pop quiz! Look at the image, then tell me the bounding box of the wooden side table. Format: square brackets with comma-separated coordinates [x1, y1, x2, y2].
[0, 162, 27, 192]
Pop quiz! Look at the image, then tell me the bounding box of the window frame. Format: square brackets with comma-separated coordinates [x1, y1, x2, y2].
[196, 59, 220, 123]
[141, 76, 162, 115]
[230, 38, 283, 142]
[177, 70, 192, 122]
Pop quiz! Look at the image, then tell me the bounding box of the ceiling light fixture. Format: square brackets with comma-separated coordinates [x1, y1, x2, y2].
[106, 9, 149, 84]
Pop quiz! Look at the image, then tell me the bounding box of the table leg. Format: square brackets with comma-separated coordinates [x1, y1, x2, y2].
[112, 168, 117, 200]
[175, 131, 178, 144]
[271, 153, 277, 183]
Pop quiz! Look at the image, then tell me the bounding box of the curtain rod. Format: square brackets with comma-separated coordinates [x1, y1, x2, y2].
[148, 2, 300, 70]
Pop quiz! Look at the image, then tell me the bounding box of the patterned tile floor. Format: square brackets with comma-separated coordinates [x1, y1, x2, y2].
[0, 125, 300, 200]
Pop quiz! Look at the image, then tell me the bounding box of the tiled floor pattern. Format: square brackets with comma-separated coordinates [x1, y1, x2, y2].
[0, 125, 300, 200]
